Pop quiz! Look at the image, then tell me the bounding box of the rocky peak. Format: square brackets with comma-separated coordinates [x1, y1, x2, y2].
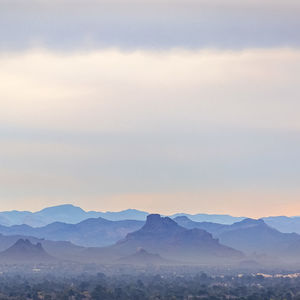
[143, 214, 183, 232]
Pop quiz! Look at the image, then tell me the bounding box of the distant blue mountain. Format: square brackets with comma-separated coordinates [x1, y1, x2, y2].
[172, 214, 300, 234]
[0, 239, 55, 264]
[3, 214, 300, 265]
[0, 233, 85, 262]
[3, 204, 300, 236]
[263, 216, 300, 234]
[174, 216, 300, 261]
[170, 213, 245, 224]
[0, 217, 144, 247]
[0, 205, 149, 227]
[0, 205, 247, 227]
[0, 211, 32, 226]
[97, 209, 149, 221]
[98, 214, 244, 264]
[117, 248, 170, 265]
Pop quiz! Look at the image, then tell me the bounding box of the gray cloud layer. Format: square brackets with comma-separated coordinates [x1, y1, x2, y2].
[1, 1, 300, 216]
[1, 0, 300, 51]
[1, 48, 300, 215]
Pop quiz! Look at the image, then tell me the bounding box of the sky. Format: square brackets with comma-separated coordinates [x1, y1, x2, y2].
[1, 0, 300, 217]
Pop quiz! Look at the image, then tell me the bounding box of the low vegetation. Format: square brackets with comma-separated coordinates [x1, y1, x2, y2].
[0, 268, 299, 299]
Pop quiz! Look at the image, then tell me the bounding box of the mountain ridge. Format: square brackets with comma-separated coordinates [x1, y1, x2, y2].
[117, 248, 169, 265]
[0, 205, 149, 227]
[102, 214, 244, 264]
[2, 204, 300, 235]
[174, 216, 300, 262]
[0, 239, 55, 263]
[0, 217, 144, 247]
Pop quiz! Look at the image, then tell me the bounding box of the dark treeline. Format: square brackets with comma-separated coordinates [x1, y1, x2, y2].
[0, 270, 300, 299]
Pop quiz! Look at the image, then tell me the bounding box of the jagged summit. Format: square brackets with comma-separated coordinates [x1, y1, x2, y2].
[142, 214, 183, 232]
[117, 247, 168, 265]
[0, 239, 55, 263]
[111, 214, 244, 263]
[15, 238, 43, 249]
[231, 218, 266, 229]
[173, 216, 191, 222]
[124, 214, 185, 242]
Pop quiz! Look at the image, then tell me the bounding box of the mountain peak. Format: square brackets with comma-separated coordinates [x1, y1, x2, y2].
[238, 218, 265, 226]
[173, 216, 192, 222]
[146, 214, 162, 223]
[143, 214, 181, 232]
[136, 247, 147, 254]
[113, 213, 243, 263]
[15, 238, 31, 246]
[0, 239, 55, 263]
[117, 247, 167, 265]
[37, 204, 86, 214]
[14, 238, 43, 249]
[122, 214, 185, 243]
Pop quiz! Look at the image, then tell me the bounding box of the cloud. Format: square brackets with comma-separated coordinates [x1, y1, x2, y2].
[1, 0, 300, 51]
[1, 48, 300, 132]
[1, 47, 300, 214]
[1, 1, 299, 215]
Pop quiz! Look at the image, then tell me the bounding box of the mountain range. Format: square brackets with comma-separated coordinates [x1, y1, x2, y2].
[117, 248, 169, 265]
[1, 213, 300, 266]
[0, 205, 148, 227]
[1, 204, 300, 235]
[0, 239, 55, 263]
[0, 204, 246, 227]
[89, 214, 244, 264]
[0, 215, 244, 265]
[174, 216, 300, 261]
[0, 217, 144, 247]
[171, 213, 245, 224]
[1, 208, 300, 259]
[0, 233, 85, 261]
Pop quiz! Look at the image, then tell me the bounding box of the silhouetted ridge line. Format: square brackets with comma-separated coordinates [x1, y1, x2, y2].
[106, 214, 244, 264]
[0, 238, 55, 263]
